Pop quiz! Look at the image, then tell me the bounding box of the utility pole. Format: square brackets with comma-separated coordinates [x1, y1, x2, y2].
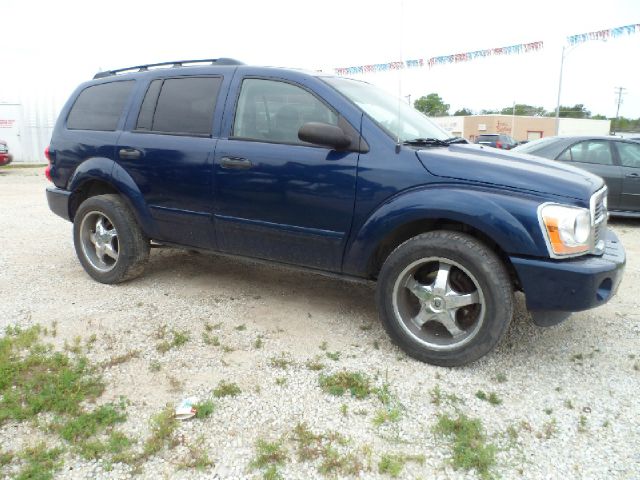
[554, 46, 565, 136]
[613, 86, 626, 134]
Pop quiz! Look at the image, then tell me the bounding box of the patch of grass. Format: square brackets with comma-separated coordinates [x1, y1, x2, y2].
[254, 335, 264, 349]
[372, 406, 402, 427]
[544, 407, 553, 415]
[430, 386, 461, 407]
[177, 438, 214, 471]
[564, 399, 574, 409]
[291, 422, 324, 461]
[149, 360, 162, 372]
[475, 390, 502, 406]
[221, 345, 235, 353]
[0, 450, 14, 467]
[305, 356, 325, 371]
[378, 453, 425, 477]
[359, 324, 373, 331]
[434, 413, 496, 480]
[234, 324, 247, 331]
[578, 415, 588, 432]
[213, 380, 241, 398]
[340, 404, 348, 416]
[17, 442, 64, 480]
[55, 402, 126, 442]
[373, 340, 380, 350]
[202, 333, 220, 346]
[0, 325, 104, 423]
[63, 335, 83, 355]
[251, 438, 288, 478]
[156, 329, 190, 353]
[319, 371, 371, 399]
[325, 351, 341, 361]
[494, 372, 507, 383]
[269, 353, 294, 369]
[319, 341, 328, 351]
[540, 419, 557, 439]
[77, 431, 133, 461]
[318, 446, 363, 476]
[143, 406, 178, 456]
[275, 377, 287, 386]
[101, 350, 140, 369]
[195, 400, 215, 419]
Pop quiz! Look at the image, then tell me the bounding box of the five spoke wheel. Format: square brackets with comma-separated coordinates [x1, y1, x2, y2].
[79, 212, 119, 272]
[392, 257, 485, 351]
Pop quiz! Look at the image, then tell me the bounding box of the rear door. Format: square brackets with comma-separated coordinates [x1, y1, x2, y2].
[556, 139, 622, 209]
[117, 76, 226, 248]
[212, 76, 359, 271]
[614, 140, 640, 212]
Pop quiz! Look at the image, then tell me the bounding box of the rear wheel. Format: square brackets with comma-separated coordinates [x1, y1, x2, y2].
[376, 230, 513, 366]
[73, 194, 149, 284]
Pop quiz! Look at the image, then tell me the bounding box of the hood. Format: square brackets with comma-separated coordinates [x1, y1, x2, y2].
[416, 144, 603, 201]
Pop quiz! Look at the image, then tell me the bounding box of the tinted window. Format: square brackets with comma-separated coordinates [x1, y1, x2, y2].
[558, 140, 614, 165]
[617, 141, 640, 168]
[67, 81, 134, 131]
[148, 77, 222, 136]
[233, 79, 337, 144]
[136, 80, 162, 131]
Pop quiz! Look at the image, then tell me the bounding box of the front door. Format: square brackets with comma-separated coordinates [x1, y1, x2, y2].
[213, 77, 359, 271]
[615, 140, 640, 212]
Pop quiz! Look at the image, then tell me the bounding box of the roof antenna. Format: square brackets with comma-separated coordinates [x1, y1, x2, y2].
[395, 0, 405, 154]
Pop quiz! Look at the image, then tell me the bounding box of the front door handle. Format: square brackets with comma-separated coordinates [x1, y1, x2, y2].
[119, 148, 142, 160]
[220, 156, 252, 170]
[625, 172, 640, 178]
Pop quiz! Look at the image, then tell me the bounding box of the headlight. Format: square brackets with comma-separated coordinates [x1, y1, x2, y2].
[538, 204, 592, 257]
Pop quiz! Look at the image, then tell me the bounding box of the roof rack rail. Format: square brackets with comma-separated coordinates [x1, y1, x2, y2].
[93, 58, 244, 79]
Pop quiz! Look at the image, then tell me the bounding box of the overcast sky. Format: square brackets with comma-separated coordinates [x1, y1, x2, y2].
[2, 0, 639, 118]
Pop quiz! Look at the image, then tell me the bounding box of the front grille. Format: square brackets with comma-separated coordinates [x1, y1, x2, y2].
[590, 187, 608, 254]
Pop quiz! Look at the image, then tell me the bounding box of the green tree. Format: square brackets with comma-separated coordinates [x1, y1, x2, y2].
[453, 108, 473, 116]
[480, 109, 499, 115]
[499, 104, 547, 116]
[414, 93, 449, 116]
[547, 104, 591, 118]
[591, 114, 607, 120]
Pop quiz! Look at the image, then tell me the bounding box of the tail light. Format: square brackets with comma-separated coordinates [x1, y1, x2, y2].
[44, 146, 52, 182]
[496, 141, 503, 149]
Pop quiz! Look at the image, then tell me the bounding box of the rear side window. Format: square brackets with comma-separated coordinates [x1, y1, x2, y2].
[67, 81, 134, 131]
[136, 77, 222, 136]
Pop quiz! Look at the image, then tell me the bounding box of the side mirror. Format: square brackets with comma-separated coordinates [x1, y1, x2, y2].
[298, 122, 351, 150]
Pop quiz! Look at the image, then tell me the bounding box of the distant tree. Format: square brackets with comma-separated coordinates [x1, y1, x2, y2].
[480, 109, 499, 115]
[591, 114, 607, 120]
[499, 104, 547, 116]
[414, 93, 450, 116]
[547, 104, 591, 118]
[453, 108, 473, 116]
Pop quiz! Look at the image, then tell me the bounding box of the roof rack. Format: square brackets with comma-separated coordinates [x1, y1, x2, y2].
[93, 58, 244, 79]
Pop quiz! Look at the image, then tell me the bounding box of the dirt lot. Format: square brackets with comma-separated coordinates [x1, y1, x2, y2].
[1, 167, 639, 479]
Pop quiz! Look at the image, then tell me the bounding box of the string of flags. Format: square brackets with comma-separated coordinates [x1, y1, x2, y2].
[567, 23, 640, 45]
[334, 23, 639, 76]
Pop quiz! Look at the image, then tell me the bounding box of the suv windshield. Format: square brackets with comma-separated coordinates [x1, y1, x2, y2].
[324, 77, 449, 142]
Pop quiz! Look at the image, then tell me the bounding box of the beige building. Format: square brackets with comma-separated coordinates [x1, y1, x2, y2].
[433, 115, 611, 142]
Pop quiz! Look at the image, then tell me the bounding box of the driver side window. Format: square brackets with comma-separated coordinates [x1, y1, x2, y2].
[232, 79, 338, 145]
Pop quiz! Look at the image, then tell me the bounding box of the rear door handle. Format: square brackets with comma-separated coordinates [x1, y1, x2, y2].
[220, 156, 252, 169]
[119, 148, 142, 160]
[625, 172, 640, 178]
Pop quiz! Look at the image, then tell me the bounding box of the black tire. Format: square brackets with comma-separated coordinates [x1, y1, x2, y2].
[73, 194, 150, 284]
[376, 230, 513, 367]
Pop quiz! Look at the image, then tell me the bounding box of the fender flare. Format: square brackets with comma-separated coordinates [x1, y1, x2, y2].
[67, 157, 157, 238]
[342, 186, 545, 277]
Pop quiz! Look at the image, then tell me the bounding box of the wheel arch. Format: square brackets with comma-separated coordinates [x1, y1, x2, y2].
[343, 186, 545, 285]
[67, 158, 157, 238]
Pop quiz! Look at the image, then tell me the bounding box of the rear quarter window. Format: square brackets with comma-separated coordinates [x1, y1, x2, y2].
[67, 81, 134, 131]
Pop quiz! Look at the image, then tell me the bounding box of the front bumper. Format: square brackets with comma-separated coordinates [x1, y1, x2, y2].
[0, 153, 12, 166]
[46, 186, 72, 221]
[510, 228, 625, 325]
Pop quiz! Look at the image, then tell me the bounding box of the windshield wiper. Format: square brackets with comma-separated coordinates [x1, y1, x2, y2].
[402, 137, 469, 147]
[402, 138, 449, 147]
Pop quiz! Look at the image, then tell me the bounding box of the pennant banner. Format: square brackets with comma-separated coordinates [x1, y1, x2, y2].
[567, 23, 640, 46]
[334, 41, 543, 76]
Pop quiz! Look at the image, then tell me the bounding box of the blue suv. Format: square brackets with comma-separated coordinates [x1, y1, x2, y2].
[45, 59, 625, 366]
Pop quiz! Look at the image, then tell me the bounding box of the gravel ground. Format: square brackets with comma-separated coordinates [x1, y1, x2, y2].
[1, 167, 639, 479]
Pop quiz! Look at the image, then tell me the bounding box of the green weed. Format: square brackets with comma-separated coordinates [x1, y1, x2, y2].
[319, 371, 371, 399]
[213, 380, 241, 398]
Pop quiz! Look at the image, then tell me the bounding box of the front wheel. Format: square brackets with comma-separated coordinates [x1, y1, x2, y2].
[376, 231, 513, 366]
[73, 194, 150, 284]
